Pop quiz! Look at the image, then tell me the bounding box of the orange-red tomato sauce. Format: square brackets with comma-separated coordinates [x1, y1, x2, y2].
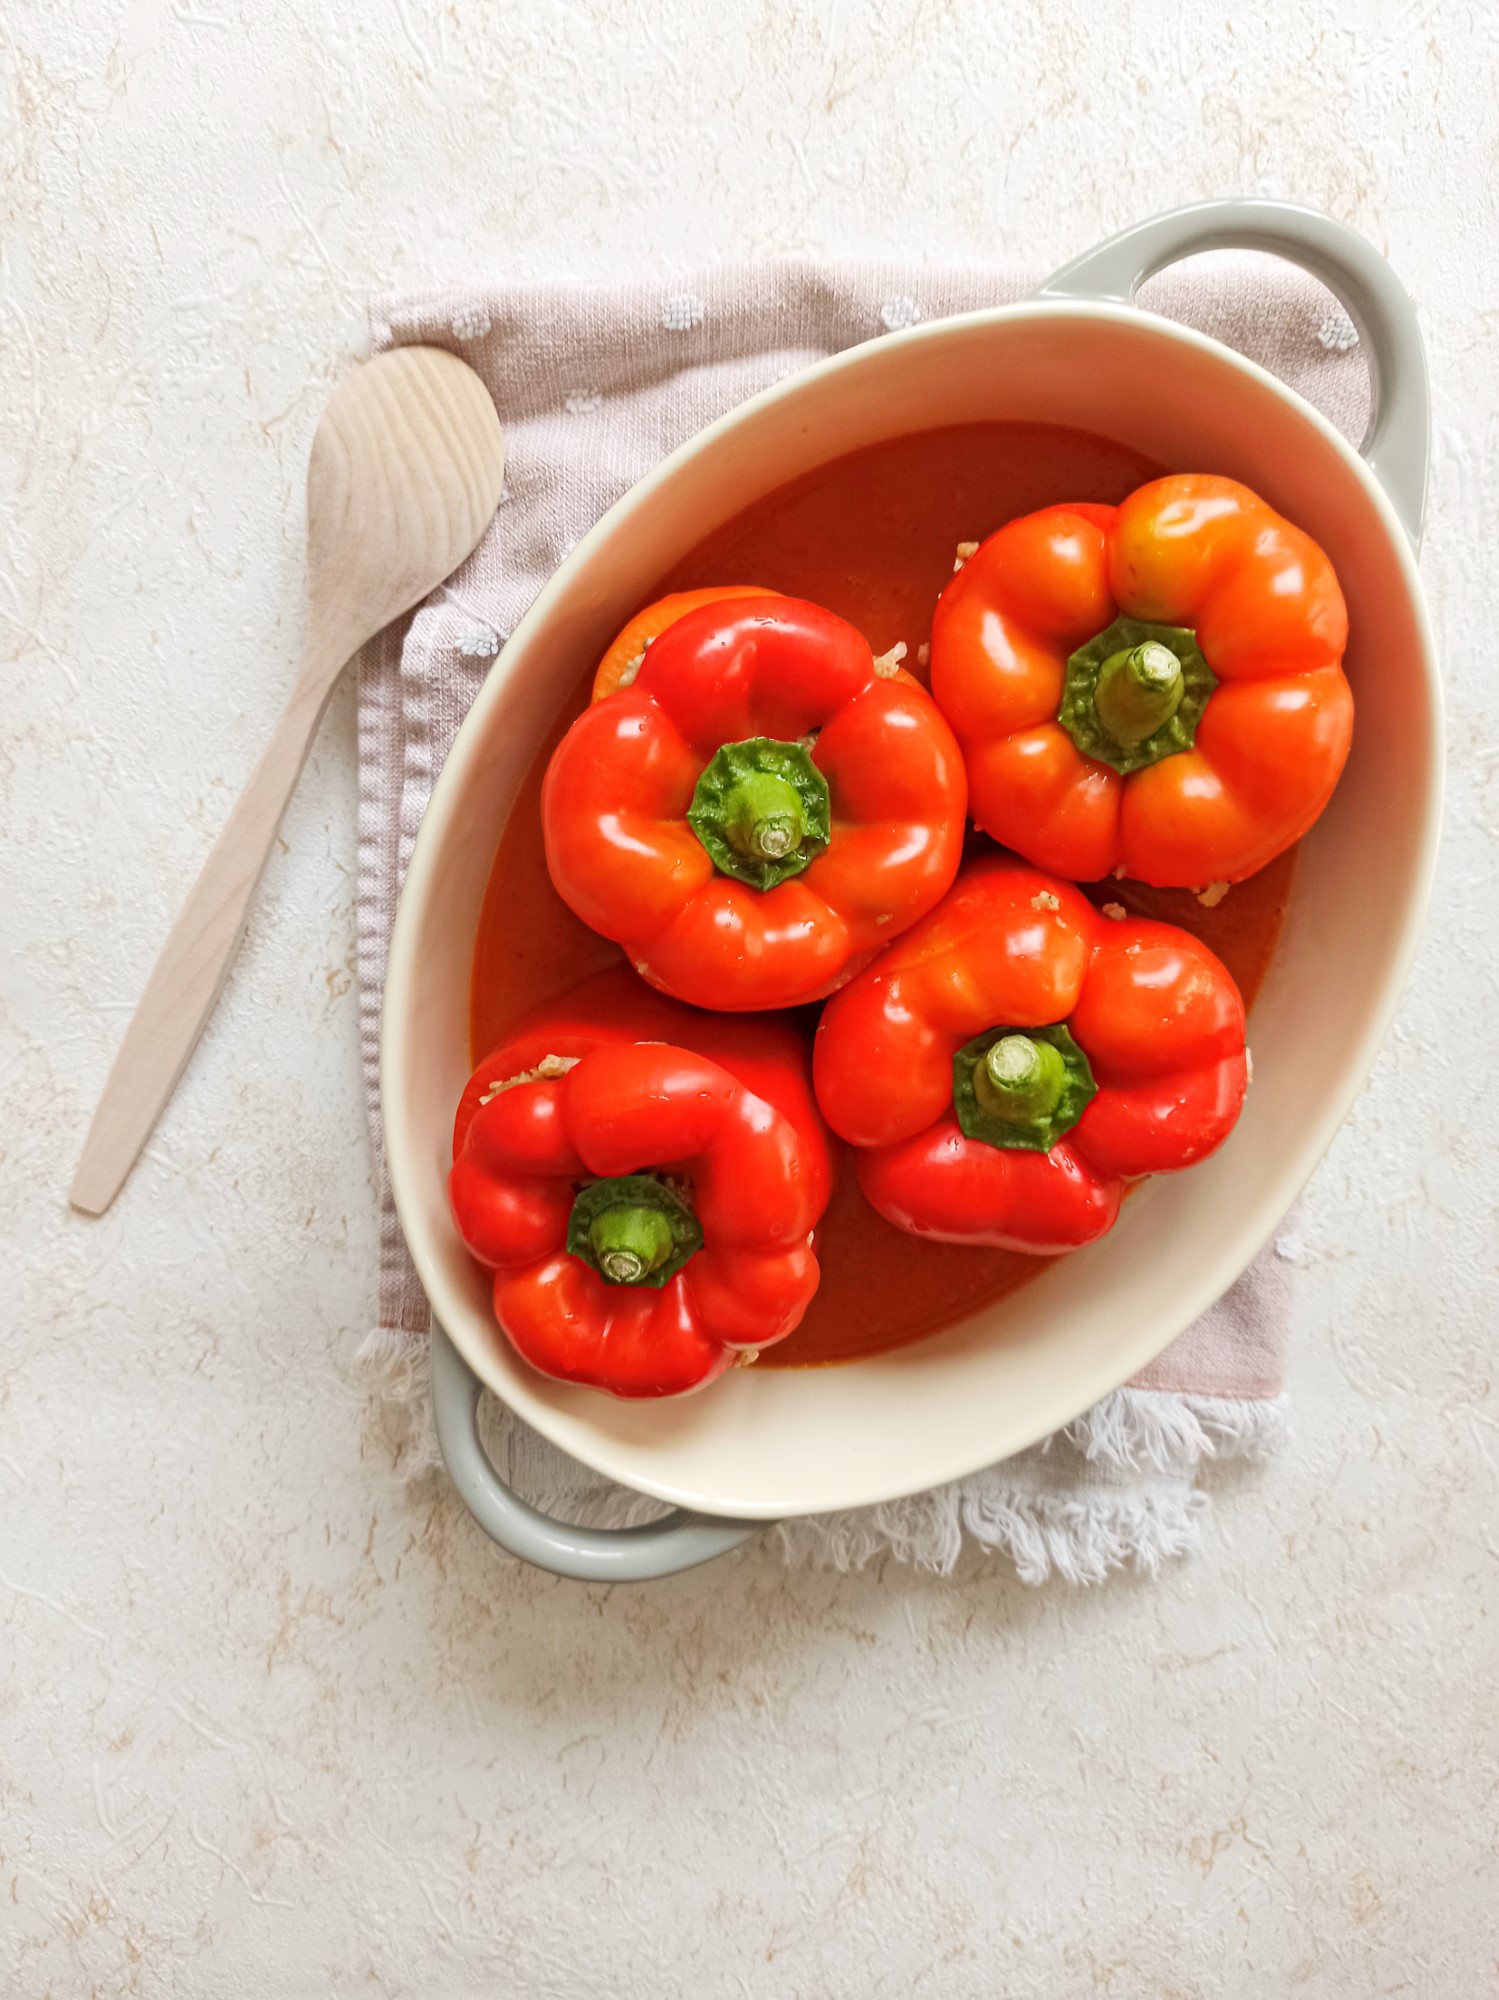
[469, 423, 1295, 1367]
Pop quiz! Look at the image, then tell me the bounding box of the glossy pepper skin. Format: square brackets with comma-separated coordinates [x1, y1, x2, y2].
[591, 586, 776, 701]
[543, 595, 967, 1011]
[813, 858, 1248, 1252]
[930, 476, 1353, 887]
[450, 974, 833, 1397]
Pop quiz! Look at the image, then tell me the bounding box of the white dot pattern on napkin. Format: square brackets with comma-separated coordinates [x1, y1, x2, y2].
[880, 295, 923, 331]
[1317, 310, 1358, 351]
[450, 305, 493, 341]
[564, 390, 602, 414]
[455, 623, 500, 659]
[661, 292, 705, 331]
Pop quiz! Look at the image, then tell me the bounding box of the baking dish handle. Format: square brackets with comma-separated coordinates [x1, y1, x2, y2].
[430, 1325, 761, 1581]
[1035, 198, 1429, 550]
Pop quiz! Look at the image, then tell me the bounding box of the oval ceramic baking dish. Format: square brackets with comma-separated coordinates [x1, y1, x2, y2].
[383, 200, 1440, 1580]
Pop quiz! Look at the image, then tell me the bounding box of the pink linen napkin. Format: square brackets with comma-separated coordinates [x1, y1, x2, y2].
[356, 257, 1367, 1582]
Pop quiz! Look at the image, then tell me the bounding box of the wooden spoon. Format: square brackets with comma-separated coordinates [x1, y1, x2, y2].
[71, 346, 506, 1216]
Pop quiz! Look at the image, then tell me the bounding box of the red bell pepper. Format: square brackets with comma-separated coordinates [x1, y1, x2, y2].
[813, 858, 1247, 1251]
[930, 475, 1353, 887]
[450, 973, 833, 1396]
[590, 586, 776, 701]
[543, 594, 967, 1011]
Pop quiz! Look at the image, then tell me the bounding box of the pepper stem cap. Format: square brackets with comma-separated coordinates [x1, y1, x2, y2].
[974, 1033, 1069, 1123]
[951, 1024, 1099, 1153]
[566, 1174, 704, 1288]
[721, 769, 806, 861]
[1058, 617, 1217, 776]
[1093, 641, 1185, 747]
[687, 737, 831, 890]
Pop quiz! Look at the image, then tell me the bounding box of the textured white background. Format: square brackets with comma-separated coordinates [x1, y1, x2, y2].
[4, 2, 1497, 1994]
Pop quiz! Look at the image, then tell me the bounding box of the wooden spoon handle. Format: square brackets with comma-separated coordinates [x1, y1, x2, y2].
[71, 638, 346, 1215]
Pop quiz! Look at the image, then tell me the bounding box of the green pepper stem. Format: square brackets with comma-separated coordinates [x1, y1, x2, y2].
[687, 736, 831, 891]
[972, 1033, 1068, 1124]
[1093, 640, 1185, 748]
[589, 1203, 679, 1285]
[952, 1023, 1098, 1153]
[567, 1174, 703, 1288]
[721, 770, 806, 861]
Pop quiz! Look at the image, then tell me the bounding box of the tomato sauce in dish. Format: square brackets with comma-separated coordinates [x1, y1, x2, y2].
[469, 424, 1296, 1368]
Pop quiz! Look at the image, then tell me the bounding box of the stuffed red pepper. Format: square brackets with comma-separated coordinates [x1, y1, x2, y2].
[813, 858, 1248, 1251]
[450, 974, 833, 1396]
[929, 475, 1353, 887]
[543, 594, 967, 1010]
